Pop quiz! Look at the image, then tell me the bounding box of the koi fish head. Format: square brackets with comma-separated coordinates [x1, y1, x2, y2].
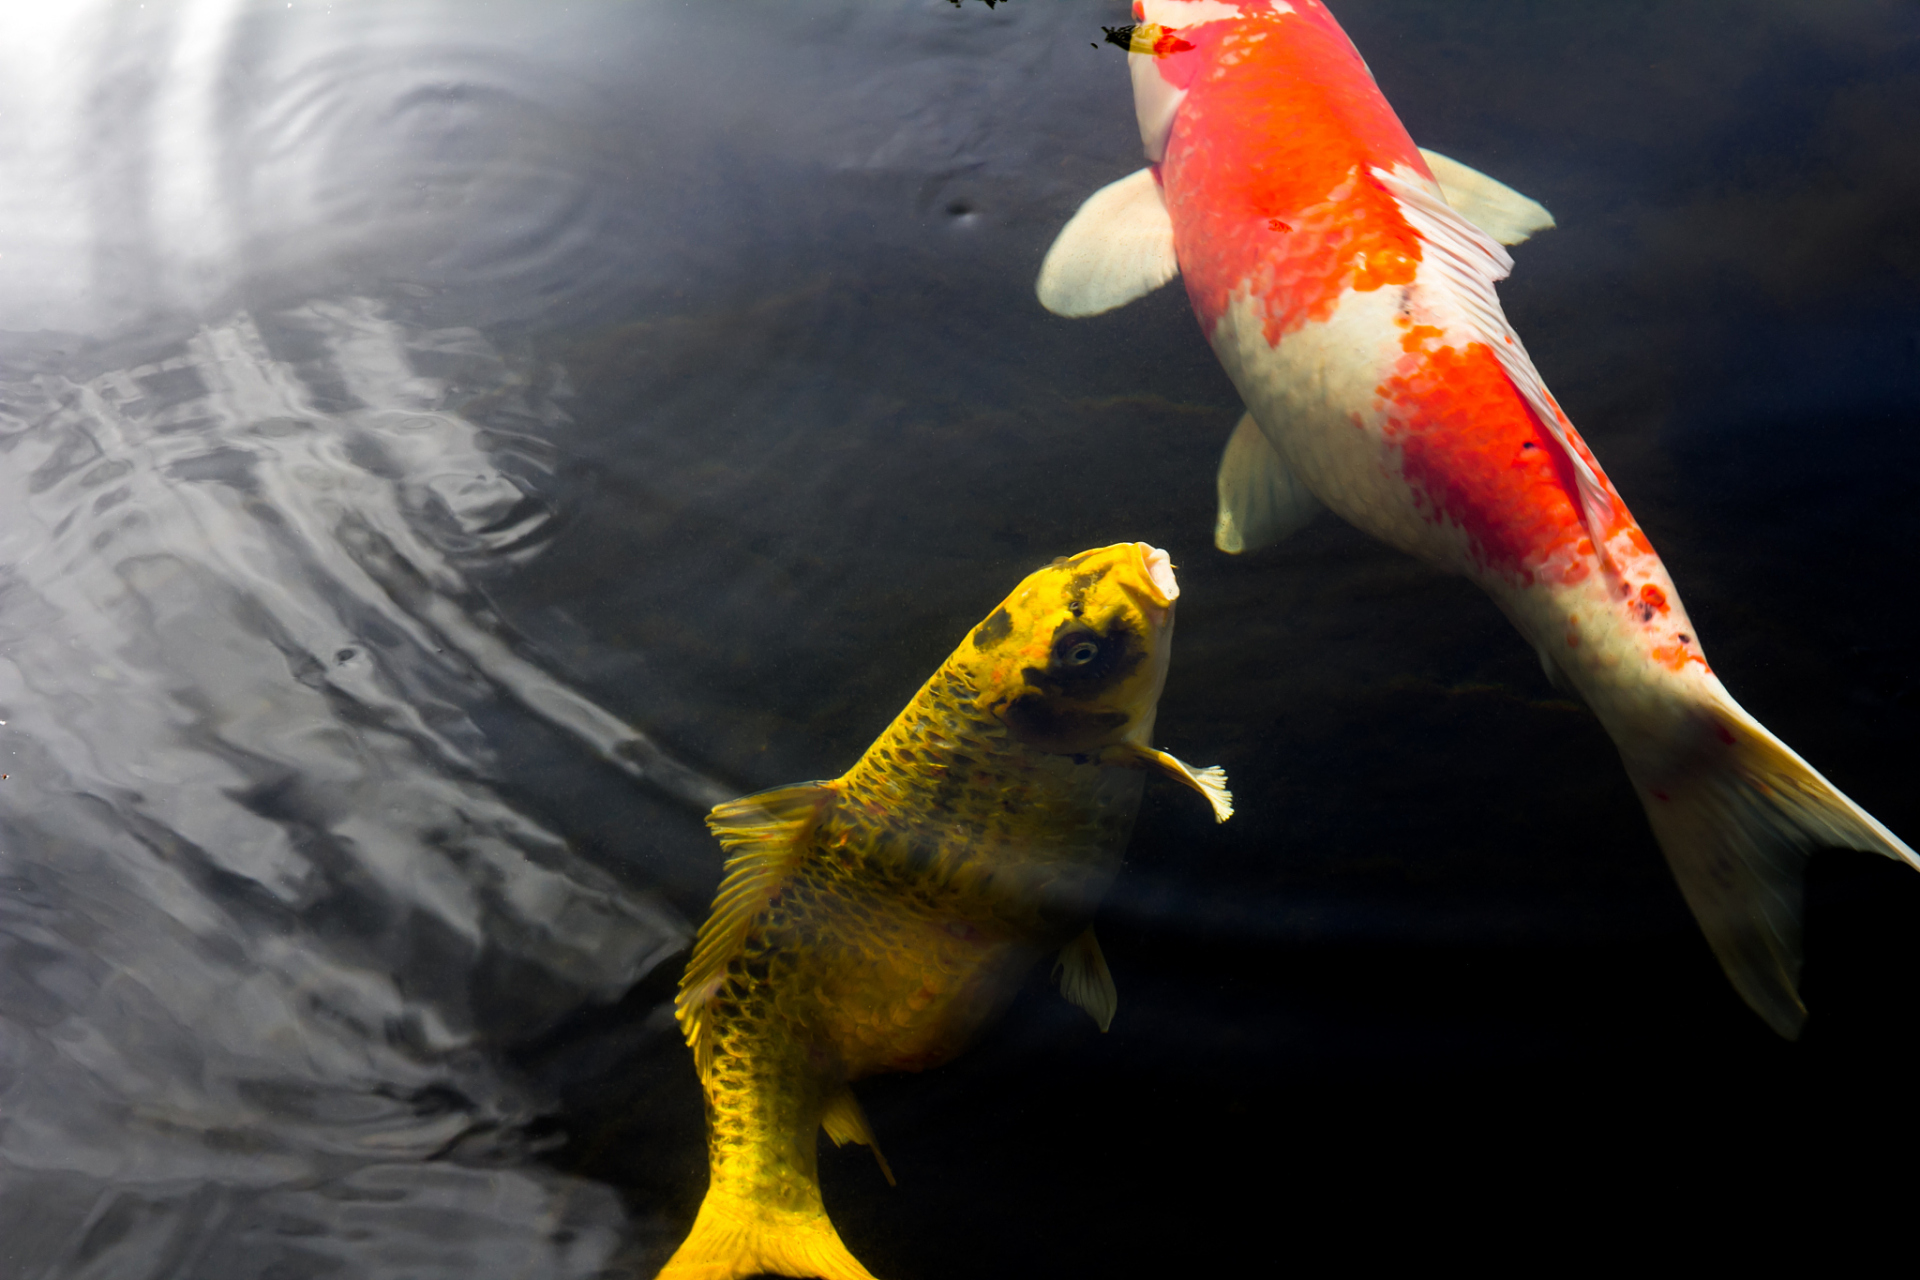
[965, 542, 1180, 755]
[1122, 1, 1334, 162]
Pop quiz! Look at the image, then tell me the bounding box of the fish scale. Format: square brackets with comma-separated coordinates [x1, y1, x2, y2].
[659, 543, 1231, 1280]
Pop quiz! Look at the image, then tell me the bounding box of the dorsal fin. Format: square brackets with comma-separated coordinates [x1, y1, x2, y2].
[1372, 164, 1617, 561]
[1417, 149, 1556, 246]
[821, 1087, 896, 1186]
[675, 782, 832, 1078]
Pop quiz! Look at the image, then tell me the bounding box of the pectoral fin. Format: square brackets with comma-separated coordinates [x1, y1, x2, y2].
[676, 783, 832, 1079]
[1036, 167, 1179, 317]
[1215, 410, 1324, 554]
[1419, 149, 1556, 246]
[1118, 745, 1233, 822]
[821, 1087, 895, 1186]
[1054, 926, 1118, 1033]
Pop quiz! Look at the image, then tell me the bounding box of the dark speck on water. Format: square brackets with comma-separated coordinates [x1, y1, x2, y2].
[1, 1, 1917, 1277]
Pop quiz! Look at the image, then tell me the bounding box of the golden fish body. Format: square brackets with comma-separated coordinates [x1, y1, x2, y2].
[659, 542, 1231, 1280]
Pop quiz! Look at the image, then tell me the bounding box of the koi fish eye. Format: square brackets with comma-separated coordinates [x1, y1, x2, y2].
[1047, 615, 1136, 682]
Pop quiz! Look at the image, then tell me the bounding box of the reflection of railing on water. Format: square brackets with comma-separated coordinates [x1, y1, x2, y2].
[0, 298, 719, 1277]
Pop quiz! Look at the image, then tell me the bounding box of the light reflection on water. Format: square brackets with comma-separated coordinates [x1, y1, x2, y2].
[0, 296, 713, 1276]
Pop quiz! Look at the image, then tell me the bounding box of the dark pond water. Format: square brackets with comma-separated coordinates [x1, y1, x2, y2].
[1, 1, 1917, 1275]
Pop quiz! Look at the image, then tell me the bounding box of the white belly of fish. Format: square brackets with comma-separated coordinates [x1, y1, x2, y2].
[1207, 278, 1475, 572]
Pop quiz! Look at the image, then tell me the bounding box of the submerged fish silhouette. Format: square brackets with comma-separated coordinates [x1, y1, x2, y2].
[657, 543, 1230, 1280]
[1038, 0, 1914, 1037]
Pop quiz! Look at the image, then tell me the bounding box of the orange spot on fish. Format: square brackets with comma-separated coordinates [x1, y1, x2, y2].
[1268, 217, 1292, 232]
[1632, 582, 1672, 624]
[1399, 323, 1445, 353]
[1650, 638, 1710, 673]
[1152, 29, 1195, 56]
[1352, 245, 1417, 292]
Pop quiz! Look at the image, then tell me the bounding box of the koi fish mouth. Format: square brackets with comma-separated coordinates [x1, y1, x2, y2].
[1132, 542, 1180, 609]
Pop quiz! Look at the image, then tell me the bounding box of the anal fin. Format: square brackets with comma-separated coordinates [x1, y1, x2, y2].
[1215, 410, 1324, 554]
[821, 1087, 895, 1187]
[1054, 926, 1118, 1033]
[1036, 167, 1179, 318]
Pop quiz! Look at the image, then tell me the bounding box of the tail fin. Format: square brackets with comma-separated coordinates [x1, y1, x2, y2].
[656, 1188, 880, 1280]
[1629, 692, 1918, 1039]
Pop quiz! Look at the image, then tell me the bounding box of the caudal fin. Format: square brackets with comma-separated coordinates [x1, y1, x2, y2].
[1628, 692, 1918, 1038]
[656, 1188, 879, 1280]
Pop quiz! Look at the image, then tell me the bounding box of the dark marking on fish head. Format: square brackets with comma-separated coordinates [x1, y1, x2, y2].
[1038, 614, 1143, 692]
[994, 613, 1148, 753]
[1068, 566, 1110, 602]
[965, 544, 1176, 752]
[971, 606, 1013, 651]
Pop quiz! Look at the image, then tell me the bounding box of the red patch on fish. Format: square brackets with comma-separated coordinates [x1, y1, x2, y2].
[1374, 341, 1594, 581]
[1157, 5, 1426, 343]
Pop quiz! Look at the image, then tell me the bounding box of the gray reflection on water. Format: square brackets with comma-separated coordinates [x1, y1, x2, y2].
[0, 1, 665, 334]
[0, 298, 718, 1277]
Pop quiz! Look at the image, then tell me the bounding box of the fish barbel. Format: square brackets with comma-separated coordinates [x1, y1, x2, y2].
[1038, 0, 1914, 1036]
[658, 543, 1230, 1280]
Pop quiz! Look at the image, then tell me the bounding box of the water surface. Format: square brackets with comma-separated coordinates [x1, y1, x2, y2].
[2, 1, 1917, 1274]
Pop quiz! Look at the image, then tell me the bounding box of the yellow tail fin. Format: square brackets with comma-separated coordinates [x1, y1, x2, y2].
[1630, 690, 1917, 1039]
[656, 1189, 879, 1280]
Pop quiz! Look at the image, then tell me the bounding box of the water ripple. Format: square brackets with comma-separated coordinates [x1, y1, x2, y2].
[0, 296, 723, 1278]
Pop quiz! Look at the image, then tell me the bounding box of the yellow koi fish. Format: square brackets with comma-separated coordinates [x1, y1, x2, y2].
[658, 543, 1231, 1280]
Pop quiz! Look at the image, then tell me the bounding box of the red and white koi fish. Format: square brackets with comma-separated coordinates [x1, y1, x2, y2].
[1038, 0, 1915, 1037]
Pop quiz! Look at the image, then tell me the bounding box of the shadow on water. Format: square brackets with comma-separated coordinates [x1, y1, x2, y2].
[1, 0, 1919, 1276]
